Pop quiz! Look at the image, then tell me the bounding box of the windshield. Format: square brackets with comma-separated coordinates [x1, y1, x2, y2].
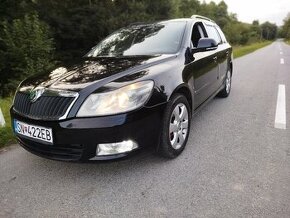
[86, 21, 186, 57]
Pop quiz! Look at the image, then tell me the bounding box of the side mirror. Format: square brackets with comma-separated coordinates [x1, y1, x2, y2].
[193, 38, 218, 53]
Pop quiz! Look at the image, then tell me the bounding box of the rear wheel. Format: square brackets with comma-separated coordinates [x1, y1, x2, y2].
[158, 94, 191, 158]
[217, 69, 232, 98]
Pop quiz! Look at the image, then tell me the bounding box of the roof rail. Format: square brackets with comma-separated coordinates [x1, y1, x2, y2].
[191, 15, 215, 23]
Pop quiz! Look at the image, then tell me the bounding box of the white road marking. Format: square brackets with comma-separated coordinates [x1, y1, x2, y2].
[275, 85, 286, 129]
[280, 52, 283, 55]
[0, 107, 5, 127]
[280, 58, 284, 64]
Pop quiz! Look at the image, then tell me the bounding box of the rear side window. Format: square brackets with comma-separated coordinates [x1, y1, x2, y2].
[205, 25, 222, 44]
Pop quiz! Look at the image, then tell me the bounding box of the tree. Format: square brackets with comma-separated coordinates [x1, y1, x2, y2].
[0, 14, 55, 97]
[174, 0, 200, 18]
[281, 13, 290, 39]
[0, 0, 280, 98]
[261, 22, 278, 40]
[250, 20, 262, 41]
[215, 1, 229, 29]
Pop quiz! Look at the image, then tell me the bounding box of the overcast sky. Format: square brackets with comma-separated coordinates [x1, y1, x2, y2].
[204, 0, 290, 26]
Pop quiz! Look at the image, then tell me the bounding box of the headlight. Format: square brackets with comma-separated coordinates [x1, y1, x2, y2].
[77, 81, 154, 117]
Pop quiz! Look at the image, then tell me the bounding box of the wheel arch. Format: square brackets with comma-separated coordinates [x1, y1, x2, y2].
[170, 84, 193, 113]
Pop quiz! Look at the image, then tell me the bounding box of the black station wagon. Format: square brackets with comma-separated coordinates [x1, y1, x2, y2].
[11, 15, 233, 161]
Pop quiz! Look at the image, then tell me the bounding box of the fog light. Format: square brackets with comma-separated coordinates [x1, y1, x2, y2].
[97, 140, 138, 156]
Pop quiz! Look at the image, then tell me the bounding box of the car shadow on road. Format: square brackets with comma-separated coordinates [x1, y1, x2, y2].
[19, 147, 174, 180]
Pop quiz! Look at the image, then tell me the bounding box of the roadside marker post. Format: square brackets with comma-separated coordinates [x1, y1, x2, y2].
[0, 107, 5, 127]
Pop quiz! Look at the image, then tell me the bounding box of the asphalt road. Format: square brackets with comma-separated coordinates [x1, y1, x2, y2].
[1, 41, 290, 218]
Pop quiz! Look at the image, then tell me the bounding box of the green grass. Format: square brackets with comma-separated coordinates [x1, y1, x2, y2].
[0, 97, 15, 148]
[233, 41, 272, 58]
[285, 39, 290, 45]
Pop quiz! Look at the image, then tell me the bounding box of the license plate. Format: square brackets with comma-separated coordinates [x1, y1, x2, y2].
[14, 119, 53, 144]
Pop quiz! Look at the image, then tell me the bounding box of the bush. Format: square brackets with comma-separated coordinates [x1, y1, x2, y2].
[0, 14, 55, 97]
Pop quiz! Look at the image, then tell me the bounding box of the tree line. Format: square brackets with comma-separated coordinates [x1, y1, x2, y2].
[0, 0, 283, 97]
[280, 13, 290, 40]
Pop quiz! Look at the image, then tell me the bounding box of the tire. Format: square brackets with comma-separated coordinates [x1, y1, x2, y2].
[217, 69, 232, 98]
[158, 94, 191, 158]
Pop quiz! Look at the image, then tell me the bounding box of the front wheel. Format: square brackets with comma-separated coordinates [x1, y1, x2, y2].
[158, 94, 191, 158]
[217, 69, 232, 98]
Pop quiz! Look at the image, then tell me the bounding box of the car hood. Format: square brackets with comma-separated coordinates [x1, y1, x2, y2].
[19, 54, 176, 92]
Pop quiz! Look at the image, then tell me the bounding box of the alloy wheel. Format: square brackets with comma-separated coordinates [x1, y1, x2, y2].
[169, 103, 189, 150]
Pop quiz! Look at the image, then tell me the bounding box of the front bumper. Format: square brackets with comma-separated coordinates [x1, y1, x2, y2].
[10, 105, 165, 161]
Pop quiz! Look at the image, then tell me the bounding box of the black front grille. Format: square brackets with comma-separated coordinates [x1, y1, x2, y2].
[18, 137, 83, 161]
[13, 92, 75, 120]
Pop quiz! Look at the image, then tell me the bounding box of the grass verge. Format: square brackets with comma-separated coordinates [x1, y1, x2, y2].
[233, 41, 272, 58]
[0, 97, 15, 148]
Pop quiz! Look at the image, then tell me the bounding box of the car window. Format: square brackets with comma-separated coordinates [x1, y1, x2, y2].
[191, 22, 207, 48]
[87, 21, 187, 57]
[205, 25, 222, 45]
[215, 26, 227, 43]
